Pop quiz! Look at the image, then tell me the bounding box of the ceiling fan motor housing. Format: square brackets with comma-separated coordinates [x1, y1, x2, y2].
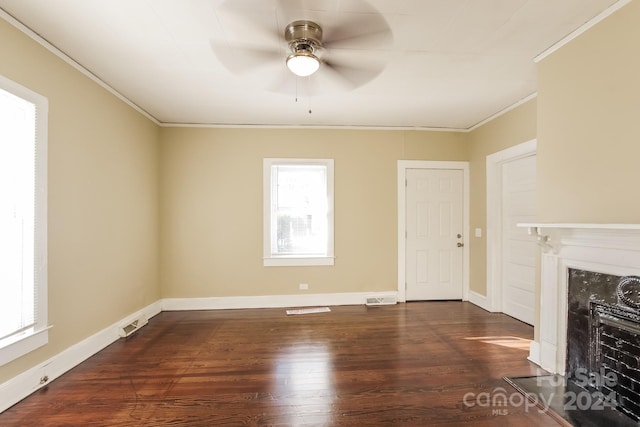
[285, 20, 323, 55]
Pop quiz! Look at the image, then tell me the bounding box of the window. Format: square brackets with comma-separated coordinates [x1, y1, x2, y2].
[263, 158, 334, 266]
[0, 75, 48, 366]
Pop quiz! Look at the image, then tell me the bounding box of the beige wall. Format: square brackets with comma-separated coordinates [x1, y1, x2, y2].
[537, 0, 640, 222]
[159, 128, 468, 298]
[0, 19, 160, 382]
[467, 99, 538, 296]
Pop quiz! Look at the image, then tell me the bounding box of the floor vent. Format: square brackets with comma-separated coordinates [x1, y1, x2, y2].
[365, 296, 397, 306]
[119, 316, 148, 338]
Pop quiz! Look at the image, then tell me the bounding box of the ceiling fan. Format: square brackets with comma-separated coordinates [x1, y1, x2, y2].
[212, 0, 393, 96]
[284, 20, 324, 77]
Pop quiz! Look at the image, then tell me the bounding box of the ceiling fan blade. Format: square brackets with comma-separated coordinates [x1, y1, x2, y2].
[267, 68, 299, 95]
[211, 42, 281, 75]
[322, 13, 393, 50]
[215, 0, 282, 45]
[321, 54, 386, 90]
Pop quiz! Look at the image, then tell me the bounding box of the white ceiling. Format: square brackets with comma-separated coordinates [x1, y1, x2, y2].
[0, 0, 620, 130]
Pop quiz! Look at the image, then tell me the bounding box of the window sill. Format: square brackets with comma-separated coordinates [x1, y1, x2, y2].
[264, 256, 335, 267]
[0, 327, 50, 367]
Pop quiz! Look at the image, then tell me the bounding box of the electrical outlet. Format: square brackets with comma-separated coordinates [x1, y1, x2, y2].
[299, 283, 309, 290]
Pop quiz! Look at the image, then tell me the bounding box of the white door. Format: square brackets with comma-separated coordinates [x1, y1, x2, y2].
[405, 168, 464, 300]
[501, 155, 537, 324]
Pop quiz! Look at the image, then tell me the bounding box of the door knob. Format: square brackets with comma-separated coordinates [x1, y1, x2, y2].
[457, 234, 462, 238]
[457, 242, 464, 247]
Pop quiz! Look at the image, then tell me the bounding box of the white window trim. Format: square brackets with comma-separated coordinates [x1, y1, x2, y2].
[0, 75, 49, 367]
[263, 158, 334, 267]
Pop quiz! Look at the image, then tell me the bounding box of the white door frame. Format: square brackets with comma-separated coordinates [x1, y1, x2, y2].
[397, 160, 470, 303]
[486, 139, 537, 312]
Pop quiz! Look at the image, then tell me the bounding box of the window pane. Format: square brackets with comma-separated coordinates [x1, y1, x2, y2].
[273, 165, 327, 255]
[0, 88, 36, 340]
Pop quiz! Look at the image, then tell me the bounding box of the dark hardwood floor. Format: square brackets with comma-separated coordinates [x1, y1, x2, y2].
[0, 302, 559, 426]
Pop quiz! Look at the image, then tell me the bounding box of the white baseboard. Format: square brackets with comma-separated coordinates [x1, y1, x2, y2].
[0, 301, 162, 413]
[162, 291, 399, 311]
[467, 290, 492, 312]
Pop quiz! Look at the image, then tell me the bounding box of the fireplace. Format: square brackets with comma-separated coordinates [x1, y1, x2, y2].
[521, 225, 640, 373]
[566, 269, 640, 421]
[503, 232, 640, 426]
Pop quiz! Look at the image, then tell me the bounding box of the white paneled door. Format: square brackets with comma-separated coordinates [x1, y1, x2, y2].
[501, 155, 537, 324]
[405, 168, 464, 300]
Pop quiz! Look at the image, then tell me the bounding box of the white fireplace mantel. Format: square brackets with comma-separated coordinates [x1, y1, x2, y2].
[517, 223, 640, 375]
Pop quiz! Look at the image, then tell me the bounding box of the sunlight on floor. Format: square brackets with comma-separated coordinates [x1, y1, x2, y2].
[464, 336, 531, 350]
[273, 343, 335, 425]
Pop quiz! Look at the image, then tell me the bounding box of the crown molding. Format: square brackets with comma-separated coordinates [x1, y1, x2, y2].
[0, 8, 160, 125]
[534, 0, 632, 63]
[157, 122, 468, 132]
[467, 93, 537, 132]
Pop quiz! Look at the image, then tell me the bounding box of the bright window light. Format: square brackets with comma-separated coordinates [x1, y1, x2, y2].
[263, 159, 334, 267]
[0, 75, 48, 366]
[0, 88, 36, 342]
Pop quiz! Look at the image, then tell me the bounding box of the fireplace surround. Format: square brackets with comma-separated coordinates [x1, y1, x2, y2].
[522, 224, 640, 376]
[520, 224, 640, 423]
[518, 223, 640, 425]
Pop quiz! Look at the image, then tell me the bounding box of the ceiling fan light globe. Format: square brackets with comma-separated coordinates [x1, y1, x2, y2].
[286, 52, 320, 77]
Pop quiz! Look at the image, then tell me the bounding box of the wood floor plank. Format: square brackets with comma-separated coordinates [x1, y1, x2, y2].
[0, 302, 559, 426]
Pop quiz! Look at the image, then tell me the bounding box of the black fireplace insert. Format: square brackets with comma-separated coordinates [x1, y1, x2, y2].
[567, 269, 640, 422]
